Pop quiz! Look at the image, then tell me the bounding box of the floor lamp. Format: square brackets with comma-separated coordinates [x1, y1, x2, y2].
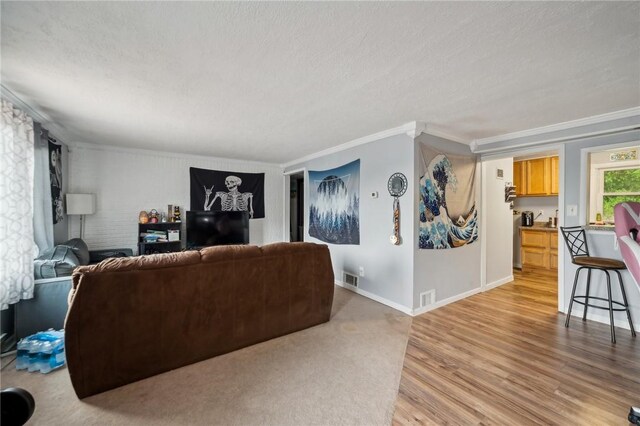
[66, 194, 96, 239]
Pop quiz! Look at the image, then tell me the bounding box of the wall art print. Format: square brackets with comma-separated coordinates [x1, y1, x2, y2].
[49, 141, 63, 224]
[418, 144, 478, 249]
[309, 159, 360, 245]
[189, 167, 265, 218]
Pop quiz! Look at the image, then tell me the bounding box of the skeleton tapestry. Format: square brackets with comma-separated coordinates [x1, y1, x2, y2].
[418, 143, 478, 249]
[49, 141, 63, 224]
[189, 167, 265, 218]
[308, 159, 360, 245]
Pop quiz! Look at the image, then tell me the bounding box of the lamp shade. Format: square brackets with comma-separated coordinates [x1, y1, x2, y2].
[66, 194, 96, 215]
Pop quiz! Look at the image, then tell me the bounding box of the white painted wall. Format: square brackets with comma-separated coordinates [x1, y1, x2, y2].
[482, 157, 514, 286]
[513, 196, 559, 223]
[67, 143, 284, 252]
[284, 134, 415, 312]
[413, 134, 482, 308]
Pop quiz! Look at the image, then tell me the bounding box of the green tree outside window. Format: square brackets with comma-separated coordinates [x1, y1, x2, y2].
[602, 168, 640, 222]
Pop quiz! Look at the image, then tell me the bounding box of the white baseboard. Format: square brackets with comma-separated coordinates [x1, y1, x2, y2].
[569, 309, 638, 332]
[484, 275, 514, 291]
[334, 281, 414, 316]
[411, 287, 482, 316]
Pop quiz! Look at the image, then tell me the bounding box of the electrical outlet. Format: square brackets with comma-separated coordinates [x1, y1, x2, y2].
[358, 266, 365, 277]
[538, 209, 544, 216]
[567, 205, 578, 217]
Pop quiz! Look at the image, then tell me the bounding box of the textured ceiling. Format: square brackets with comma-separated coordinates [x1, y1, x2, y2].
[2, 2, 639, 163]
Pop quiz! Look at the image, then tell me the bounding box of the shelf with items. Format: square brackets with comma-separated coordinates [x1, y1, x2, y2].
[138, 222, 183, 255]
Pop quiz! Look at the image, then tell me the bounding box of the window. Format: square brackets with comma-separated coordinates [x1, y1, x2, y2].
[589, 147, 640, 224]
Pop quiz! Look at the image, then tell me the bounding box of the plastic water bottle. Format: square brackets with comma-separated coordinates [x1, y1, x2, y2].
[38, 337, 65, 373]
[38, 341, 54, 374]
[27, 340, 42, 372]
[16, 337, 32, 370]
[49, 340, 66, 371]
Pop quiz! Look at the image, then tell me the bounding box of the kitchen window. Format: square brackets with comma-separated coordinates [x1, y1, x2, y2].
[589, 148, 640, 224]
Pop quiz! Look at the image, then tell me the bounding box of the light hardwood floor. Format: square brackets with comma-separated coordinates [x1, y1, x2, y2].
[393, 269, 639, 425]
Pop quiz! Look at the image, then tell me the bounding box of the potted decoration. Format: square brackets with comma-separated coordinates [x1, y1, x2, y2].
[139, 211, 149, 224]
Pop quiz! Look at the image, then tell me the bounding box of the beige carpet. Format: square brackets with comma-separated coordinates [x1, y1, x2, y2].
[2, 287, 411, 425]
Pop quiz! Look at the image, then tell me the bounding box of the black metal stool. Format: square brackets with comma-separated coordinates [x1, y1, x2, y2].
[560, 226, 636, 343]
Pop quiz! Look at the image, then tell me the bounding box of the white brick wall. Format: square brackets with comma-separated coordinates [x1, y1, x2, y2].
[68, 143, 284, 253]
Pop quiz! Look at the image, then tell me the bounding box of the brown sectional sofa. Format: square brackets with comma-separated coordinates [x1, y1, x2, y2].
[65, 242, 334, 398]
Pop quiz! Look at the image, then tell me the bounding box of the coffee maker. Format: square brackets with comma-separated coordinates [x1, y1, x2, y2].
[521, 211, 534, 226]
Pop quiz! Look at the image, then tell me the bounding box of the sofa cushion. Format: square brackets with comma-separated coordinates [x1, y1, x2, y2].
[74, 250, 201, 276]
[60, 238, 90, 266]
[34, 246, 81, 279]
[200, 244, 261, 263]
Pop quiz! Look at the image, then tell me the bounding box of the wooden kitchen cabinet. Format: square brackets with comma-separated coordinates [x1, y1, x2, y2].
[513, 161, 525, 196]
[550, 156, 559, 195]
[521, 228, 558, 271]
[513, 156, 559, 197]
[526, 158, 550, 195]
[549, 232, 558, 269]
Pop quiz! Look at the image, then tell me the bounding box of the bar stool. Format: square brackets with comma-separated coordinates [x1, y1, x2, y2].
[560, 226, 636, 343]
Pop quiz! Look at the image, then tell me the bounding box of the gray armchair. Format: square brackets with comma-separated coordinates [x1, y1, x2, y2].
[16, 242, 133, 338]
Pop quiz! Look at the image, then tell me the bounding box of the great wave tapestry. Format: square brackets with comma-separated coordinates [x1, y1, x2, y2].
[189, 167, 265, 218]
[418, 142, 478, 249]
[309, 159, 360, 245]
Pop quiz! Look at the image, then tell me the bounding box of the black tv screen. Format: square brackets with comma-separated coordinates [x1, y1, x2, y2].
[186, 211, 249, 249]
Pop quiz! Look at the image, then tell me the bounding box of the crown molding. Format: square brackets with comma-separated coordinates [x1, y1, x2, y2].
[423, 123, 470, 145]
[406, 121, 427, 138]
[0, 84, 67, 140]
[1, 84, 48, 123]
[473, 106, 640, 147]
[474, 125, 640, 155]
[281, 121, 420, 168]
[69, 141, 280, 169]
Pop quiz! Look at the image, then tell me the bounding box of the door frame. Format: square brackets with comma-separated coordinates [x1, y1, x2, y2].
[479, 144, 566, 311]
[283, 168, 306, 242]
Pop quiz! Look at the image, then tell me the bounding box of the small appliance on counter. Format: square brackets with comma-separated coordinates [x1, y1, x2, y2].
[521, 211, 534, 227]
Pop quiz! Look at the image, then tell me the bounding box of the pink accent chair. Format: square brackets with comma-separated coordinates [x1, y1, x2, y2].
[614, 202, 640, 288]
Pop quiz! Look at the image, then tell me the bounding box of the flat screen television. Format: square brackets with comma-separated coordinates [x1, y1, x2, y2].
[186, 211, 250, 249]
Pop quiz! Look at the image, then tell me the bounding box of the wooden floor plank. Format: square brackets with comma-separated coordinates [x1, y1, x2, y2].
[393, 269, 639, 425]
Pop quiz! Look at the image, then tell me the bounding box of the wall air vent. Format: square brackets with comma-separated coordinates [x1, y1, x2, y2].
[343, 272, 359, 287]
[420, 290, 435, 308]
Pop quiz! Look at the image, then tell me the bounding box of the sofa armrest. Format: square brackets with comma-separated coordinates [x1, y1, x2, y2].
[89, 248, 134, 264]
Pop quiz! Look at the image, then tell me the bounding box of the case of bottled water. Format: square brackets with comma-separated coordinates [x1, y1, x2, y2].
[16, 329, 65, 374]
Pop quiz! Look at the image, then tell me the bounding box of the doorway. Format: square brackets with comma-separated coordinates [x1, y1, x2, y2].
[289, 172, 304, 242]
[481, 146, 563, 310]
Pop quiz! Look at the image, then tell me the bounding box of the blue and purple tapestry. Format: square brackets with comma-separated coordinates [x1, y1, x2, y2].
[309, 159, 360, 245]
[419, 146, 478, 249]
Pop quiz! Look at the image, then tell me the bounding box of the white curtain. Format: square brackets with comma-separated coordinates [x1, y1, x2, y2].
[33, 124, 54, 252]
[0, 99, 35, 309]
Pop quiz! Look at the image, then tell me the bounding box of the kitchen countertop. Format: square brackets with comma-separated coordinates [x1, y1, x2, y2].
[519, 223, 558, 232]
[585, 225, 615, 232]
